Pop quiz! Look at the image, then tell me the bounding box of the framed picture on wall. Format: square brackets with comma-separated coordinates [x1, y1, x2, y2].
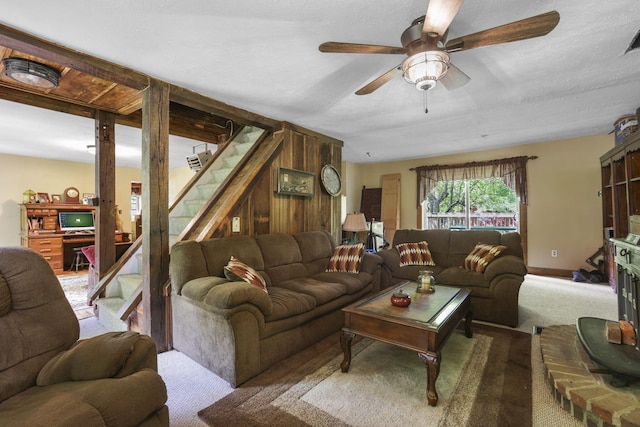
[37, 192, 50, 204]
[276, 168, 315, 197]
[51, 194, 62, 203]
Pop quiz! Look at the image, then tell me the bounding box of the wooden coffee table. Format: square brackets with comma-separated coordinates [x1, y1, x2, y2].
[340, 282, 473, 406]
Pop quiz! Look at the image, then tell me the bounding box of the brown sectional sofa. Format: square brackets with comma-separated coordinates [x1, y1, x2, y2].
[170, 230, 382, 387]
[377, 229, 527, 327]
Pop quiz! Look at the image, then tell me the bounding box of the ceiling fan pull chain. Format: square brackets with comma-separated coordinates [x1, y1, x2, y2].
[423, 90, 429, 114]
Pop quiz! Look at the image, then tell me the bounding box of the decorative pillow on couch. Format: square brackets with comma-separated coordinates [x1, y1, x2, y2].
[325, 243, 364, 273]
[463, 243, 507, 273]
[224, 256, 268, 293]
[396, 241, 436, 267]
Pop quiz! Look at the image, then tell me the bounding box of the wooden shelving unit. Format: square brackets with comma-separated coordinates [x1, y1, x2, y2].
[600, 130, 640, 291]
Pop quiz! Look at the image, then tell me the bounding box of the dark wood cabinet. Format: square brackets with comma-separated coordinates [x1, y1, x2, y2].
[601, 130, 640, 291]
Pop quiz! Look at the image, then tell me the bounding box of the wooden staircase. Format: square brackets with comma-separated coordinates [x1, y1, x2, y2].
[90, 126, 284, 331]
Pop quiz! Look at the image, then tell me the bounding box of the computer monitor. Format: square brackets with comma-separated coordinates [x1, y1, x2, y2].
[58, 211, 95, 232]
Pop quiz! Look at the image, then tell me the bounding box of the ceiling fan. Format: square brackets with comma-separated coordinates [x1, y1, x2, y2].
[319, 0, 560, 96]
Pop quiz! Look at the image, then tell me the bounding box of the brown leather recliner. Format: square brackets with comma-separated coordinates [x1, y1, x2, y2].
[0, 246, 169, 426]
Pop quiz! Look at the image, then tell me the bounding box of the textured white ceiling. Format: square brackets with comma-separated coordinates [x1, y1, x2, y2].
[1, 0, 639, 168]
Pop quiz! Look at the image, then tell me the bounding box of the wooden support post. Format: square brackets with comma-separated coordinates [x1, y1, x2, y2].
[142, 79, 170, 351]
[94, 111, 116, 276]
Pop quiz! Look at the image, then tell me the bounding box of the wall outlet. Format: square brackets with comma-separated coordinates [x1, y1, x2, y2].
[551, 249, 558, 257]
[232, 217, 240, 233]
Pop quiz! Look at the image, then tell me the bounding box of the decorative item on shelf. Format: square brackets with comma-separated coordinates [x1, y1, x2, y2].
[390, 288, 411, 307]
[614, 115, 638, 145]
[276, 168, 315, 197]
[342, 213, 368, 244]
[62, 187, 80, 204]
[82, 193, 95, 205]
[50, 194, 61, 203]
[320, 164, 342, 197]
[36, 192, 50, 204]
[22, 189, 36, 204]
[417, 270, 436, 294]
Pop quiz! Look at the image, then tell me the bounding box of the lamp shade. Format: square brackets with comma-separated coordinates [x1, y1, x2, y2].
[402, 51, 450, 91]
[343, 213, 368, 232]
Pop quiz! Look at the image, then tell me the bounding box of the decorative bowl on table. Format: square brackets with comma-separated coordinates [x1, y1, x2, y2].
[390, 289, 411, 307]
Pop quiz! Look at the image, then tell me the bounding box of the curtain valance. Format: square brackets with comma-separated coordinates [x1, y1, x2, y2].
[413, 156, 533, 207]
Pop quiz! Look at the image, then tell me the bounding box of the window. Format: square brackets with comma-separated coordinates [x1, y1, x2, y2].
[422, 178, 519, 231]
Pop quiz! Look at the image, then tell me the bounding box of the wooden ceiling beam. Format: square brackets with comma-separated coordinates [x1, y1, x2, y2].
[0, 22, 149, 90]
[0, 84, 96, 119]
[169, 84, 280, 131]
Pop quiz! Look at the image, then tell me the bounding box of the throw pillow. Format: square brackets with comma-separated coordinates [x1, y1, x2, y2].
[224, 256, 268, 293]
[396, 241, 435, 267]
[463, 243, 507, 273]
[325, 243, 364, 273]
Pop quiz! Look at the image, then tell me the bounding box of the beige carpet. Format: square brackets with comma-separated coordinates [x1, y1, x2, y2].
[199, 323, 532, 427]
[58, 273, 94, 320]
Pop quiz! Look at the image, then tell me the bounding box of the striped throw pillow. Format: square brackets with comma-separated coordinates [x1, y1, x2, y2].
[224, 256, 268, 293]
[396, 241, 435, 267]
[463, 243, 507, 273]
[325, 243, 364, 273]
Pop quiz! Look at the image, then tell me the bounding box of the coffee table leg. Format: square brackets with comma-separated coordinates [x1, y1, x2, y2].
[465, 308, 474, 338]
[340, 331, 354, 372]
[418, 352, 440, 406]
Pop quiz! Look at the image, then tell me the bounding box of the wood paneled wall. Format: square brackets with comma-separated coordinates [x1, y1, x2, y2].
[223, 123, 343, 242]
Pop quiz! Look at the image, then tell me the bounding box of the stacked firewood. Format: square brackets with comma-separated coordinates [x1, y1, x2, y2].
[606, 320, 637, 346]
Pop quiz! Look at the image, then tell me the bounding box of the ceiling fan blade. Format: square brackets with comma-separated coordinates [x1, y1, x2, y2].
[440, 62, 470, 90]
[445, 10, 559, 53]
[319, 42, 406, 55]
[355, 65, 402, 95]
[422, 0, 465, 39]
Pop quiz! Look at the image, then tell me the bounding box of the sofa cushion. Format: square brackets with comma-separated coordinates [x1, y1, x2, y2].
[326, 243, 364, 273]
[257, 233, 303, 268]
[436, 267, 490, 288]
[277, 278, 347, 305]
[0, 273, 10, 317]
[37, 331, 145, 386]
[265, 287, 317, 322]
[200, 236, 265, 277]
[396, 241, 435, 267]
[202, 282, 273, 316]
[463, 243, 507, 273]
[312, 271, 373, 294]
[224, 256, 268, 293]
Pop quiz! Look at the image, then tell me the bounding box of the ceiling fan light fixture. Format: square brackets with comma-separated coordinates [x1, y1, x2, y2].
[1, 58, 60, 89]
[401, 51, 450, 91]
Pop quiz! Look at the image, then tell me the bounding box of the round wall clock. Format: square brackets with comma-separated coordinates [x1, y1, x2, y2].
[62, 187, 80, 204]
[320, 164, 342, 197]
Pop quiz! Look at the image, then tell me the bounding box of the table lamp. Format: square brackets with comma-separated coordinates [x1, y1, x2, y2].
[342, 213, 368, 244]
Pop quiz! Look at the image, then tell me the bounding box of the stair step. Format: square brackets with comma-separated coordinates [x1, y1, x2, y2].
[170, 216, 192, 235]
[95, 297, 129, 331]
[196, 183, 219, 200]
[236, 128, 263, 143]
[118, 273, 142, 299]
[233, 142, 253, 155]
[209, 168, 232, 183]
[184, 198, 207, 216]
[222, 154, 244, 168]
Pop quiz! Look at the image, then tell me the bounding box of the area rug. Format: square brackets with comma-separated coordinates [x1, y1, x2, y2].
[198, 323, 531, 427]
[57, 273, 94, 320]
